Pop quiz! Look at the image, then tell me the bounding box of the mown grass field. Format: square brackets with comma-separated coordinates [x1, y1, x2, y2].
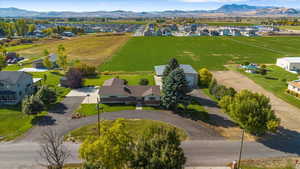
[84, 74, 155, 86]
[101, 36, 300, 72]
[279, 26, 300, 30]
[17, 34, 131, 66]
[65, 119, 188, 142]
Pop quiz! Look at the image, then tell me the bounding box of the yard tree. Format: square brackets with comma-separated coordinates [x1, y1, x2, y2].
[130, 127, 186, 169]
[65, 67, 83, 89]
[162, 58, 180, 80]
[0, 45, 6, 70]
[208, 79, 218, 95]
[219, 90, 280, 135]
[43, 55, 52, 69]
[39, 128, 70, 169]
[198, 68, 213, 87]
[79, 119, 134, 169]
[28, 24, 36, 34]
[57, 44, 68, 70]
[15, 19, 28, 36]
[139, 78, 149, 86]
[36, 86, 57, 105]
[162, 68, 189, 110]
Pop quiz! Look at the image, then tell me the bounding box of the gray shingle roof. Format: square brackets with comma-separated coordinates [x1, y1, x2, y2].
[0, 71, 31, 84]
[99, 78, 160, 97]
[154, 64, 197, 76]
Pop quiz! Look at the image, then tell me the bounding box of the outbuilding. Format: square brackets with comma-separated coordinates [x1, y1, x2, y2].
[276, 57, 300, 73]
[154, 64, 198, 88]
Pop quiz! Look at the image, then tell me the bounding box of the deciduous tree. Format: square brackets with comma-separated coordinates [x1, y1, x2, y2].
[219, 90, 280, 135]
[198, 68, 212, 87]
[65, 68, 83, 89]
[80, 119, 134, 169]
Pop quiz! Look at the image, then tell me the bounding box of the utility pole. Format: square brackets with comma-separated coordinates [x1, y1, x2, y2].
[97, 97, 100, 136]
[237, 129, 245, 169]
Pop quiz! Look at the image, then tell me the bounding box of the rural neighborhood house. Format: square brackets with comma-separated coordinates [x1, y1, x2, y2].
[0, 71, 34, 105]
[99, 78, 161, 106]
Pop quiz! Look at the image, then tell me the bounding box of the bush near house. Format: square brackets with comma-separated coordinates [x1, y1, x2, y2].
[65, 67, 83, 89]
[209, 79, 236, 100]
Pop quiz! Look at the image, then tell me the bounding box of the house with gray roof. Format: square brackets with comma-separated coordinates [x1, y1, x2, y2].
[0, 71, 34, 105]
[154, 64, 198, 88]
[99, 78, 161, 106]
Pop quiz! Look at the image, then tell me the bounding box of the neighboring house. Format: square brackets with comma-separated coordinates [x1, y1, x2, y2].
[154, 64, 198, 88]
[32, 53, 57, 69]
[62, 31, 75, 37]
[288, 80, 300, 94]
[99, 78, 161, 106]
[0, 71, 34, 105]
[276, 57, 300, 73]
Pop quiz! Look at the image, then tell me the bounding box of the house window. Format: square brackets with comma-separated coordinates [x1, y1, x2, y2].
[109, 96, 117, 98]
[148, 97, 156, 101]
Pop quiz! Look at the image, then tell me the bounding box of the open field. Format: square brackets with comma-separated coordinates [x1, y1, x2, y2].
[84, 74, 155, 86]
[101, 36, 300, 72]
[203, 22, 256, 26]
[65, 119, 188, 142]
[279, 26, 300, 31]
[17, 34, 131, 66]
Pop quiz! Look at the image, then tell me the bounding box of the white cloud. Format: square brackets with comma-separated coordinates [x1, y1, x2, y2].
[180, 0, 246, 2]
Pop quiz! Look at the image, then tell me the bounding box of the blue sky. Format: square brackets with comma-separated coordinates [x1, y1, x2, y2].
[1, 0, 299, 12]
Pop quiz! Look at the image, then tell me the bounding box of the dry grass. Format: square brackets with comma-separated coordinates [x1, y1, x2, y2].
[18, 33, 131, 66]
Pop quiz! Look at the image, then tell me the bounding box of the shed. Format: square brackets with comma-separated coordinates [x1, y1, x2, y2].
[154, 64, 198, 88]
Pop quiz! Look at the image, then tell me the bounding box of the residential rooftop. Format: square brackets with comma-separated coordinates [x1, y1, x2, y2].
[154, 64, 197, 76]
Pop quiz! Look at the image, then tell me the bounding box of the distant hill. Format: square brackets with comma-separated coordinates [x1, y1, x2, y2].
[0, 5, 299, 18]
[214, 4, 272, 13]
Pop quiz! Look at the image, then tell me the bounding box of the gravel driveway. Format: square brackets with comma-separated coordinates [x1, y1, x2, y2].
[213, 70, 300, 132]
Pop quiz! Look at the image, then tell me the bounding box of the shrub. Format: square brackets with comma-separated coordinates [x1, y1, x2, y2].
[76, 63, 97, 77]
[66, 67, 83, 89]
[139, 78, 149, 85]
[198, 68, 213, 87]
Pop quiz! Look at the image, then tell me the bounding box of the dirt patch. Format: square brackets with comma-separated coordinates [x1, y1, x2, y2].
[212, 70, 300, 132]
[18, 33, 131, 66]
[242, 157, 299, 168]
[183, 51, 199, 61]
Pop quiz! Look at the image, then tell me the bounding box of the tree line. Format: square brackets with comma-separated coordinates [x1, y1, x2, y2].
[0, 19, 84, 38]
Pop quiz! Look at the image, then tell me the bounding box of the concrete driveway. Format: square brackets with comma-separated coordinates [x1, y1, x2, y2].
[67, 87, 99, 104]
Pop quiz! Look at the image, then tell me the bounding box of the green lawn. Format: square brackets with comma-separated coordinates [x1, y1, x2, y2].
[100, 36, 300, 72]
[279, 26, 300, 30]
[6, 44, 36, 52]
[231, 65, 300, 109]
[0, 106, 33, 141]
[77, 104, 136, 116]
[84, 74, 155, 86]
[0, 107, 48, 141]
[65, 119, 188, 142]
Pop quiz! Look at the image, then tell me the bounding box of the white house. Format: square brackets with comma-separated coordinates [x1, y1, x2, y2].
[288, 80, 300, 94]
[276, 57, 300, 73]
[154, 64, 198, 88]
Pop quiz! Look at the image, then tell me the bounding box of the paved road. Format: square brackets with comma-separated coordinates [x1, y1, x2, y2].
[0, 141, 298, 169]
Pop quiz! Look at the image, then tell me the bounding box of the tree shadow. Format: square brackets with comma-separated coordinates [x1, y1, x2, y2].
[257, 127, 300, 155]
[190, 95, 220, 109]
[50, 71, 64, 76]
[207, 113, 237, 128]
[49, 102, 68, 114]
[31, 115, 56, 126]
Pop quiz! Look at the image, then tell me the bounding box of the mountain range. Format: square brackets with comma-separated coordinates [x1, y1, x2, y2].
[0, 4, 299, 18]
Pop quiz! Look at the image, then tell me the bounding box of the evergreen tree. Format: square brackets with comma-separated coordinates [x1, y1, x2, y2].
[162, 68, 189, 110]
[0, 45, 6, 70]
[162, 58, 179, 81]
